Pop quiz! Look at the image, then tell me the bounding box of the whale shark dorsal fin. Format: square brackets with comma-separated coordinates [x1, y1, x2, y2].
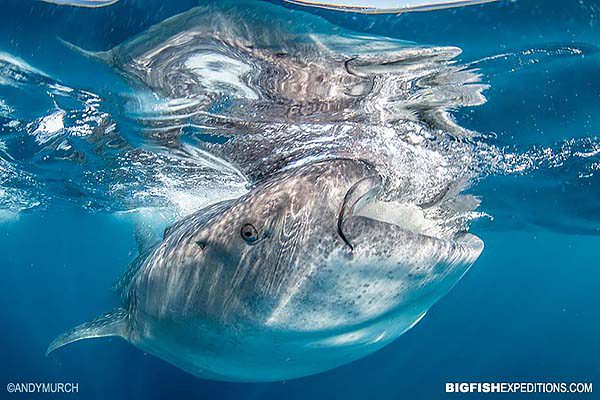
[46, 308, 129, 356]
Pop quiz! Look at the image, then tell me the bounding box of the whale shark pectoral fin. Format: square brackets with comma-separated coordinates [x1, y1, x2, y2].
[46, 308, 129, 356]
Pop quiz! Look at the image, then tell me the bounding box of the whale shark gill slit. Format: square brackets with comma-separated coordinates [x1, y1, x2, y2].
[337, 174, 383, 251]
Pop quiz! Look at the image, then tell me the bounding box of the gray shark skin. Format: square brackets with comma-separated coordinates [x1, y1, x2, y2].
[47, 159, 483, 381]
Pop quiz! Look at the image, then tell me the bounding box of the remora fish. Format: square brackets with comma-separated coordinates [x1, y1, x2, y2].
[47, 159, 483, 381]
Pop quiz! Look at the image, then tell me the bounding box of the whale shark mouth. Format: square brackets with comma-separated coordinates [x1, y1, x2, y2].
[355, 200, 442, 237]
[337, 168, 483, 255]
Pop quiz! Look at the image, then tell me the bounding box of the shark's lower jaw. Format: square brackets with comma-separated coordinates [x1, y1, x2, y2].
[129, 307, 428, 382]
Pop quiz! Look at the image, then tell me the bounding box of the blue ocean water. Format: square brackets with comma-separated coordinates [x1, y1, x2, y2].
[1, 0, 599, 399]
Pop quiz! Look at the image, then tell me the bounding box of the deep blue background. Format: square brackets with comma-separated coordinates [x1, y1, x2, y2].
[1, 0, 599, 399]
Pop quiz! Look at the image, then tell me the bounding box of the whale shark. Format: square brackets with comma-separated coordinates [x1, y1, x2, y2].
[47, 158, 483, 381]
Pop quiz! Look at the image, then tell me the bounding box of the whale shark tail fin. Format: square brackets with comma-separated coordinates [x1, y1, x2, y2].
[46, 308, 129, 356]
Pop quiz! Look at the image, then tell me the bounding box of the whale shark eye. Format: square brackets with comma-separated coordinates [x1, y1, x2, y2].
[240, 223, 259, 244]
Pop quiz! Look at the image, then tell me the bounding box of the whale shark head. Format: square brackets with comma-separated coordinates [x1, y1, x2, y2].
[134, 158, 482, 333]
